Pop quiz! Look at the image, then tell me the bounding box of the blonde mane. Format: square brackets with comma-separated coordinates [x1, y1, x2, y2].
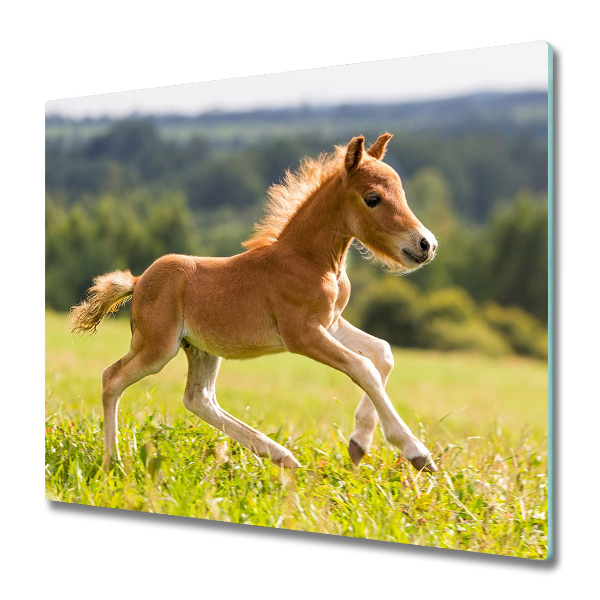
[243, 145, 346, 250]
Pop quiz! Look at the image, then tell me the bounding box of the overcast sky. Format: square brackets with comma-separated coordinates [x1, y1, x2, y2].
[46, 42, 549, 117]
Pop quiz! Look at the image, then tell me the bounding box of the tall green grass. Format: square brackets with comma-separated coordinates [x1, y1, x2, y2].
[45, 311, 548, 558]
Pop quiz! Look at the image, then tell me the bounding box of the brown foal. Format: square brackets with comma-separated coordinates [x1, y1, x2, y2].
[70, 133, 439, 473]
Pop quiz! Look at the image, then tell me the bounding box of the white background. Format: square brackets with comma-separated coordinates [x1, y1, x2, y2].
[46, 42, 549, 115]
[2, 1, 598, 597]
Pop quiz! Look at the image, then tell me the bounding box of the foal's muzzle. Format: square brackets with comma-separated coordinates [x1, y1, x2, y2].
[403, 249, 430, 265]
[403, 239, 437, 265]
[398, 228, 438, 268]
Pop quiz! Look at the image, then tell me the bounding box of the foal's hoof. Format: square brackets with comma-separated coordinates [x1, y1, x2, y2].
[348, 439, 366, 466]
[274, 453, 302, 469]
[409, 455, 438, 473]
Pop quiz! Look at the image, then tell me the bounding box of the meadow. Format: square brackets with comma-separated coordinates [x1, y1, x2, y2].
[45, 310, 549, 559]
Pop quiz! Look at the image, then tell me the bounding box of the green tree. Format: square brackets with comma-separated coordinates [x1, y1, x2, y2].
[186, 155, 265, 210]
[485, 192, 548, 321]
[358, 279, 425, 348]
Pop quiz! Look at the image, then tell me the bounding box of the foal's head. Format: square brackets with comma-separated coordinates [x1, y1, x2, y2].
[342, 134, 437, 272]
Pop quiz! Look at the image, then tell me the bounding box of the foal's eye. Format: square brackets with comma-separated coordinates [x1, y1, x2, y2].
[364, 194, 382, 208]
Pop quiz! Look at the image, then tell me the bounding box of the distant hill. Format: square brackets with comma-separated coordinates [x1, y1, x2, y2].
[45, 90, 548, 147]
[45, 90, 549, 225]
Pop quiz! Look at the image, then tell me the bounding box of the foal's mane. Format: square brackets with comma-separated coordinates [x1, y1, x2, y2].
[243, 145, 346, 251]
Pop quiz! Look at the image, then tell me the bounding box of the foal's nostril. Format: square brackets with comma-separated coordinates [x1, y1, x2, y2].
[420, 238, 430, 253]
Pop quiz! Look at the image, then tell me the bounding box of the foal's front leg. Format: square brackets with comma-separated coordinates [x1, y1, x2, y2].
[329, 318, 393, 465]
[282, 324, 437, 472]
[182, 345, 301, 468]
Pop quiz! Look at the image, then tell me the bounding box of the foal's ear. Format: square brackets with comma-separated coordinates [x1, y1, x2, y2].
[344, 135, 365, 174]
[367, 132, 393, 160]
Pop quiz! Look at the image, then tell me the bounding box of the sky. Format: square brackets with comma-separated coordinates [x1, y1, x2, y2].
[46, 42, 549, 118]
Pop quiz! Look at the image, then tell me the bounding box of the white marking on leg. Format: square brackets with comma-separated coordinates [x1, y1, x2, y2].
[183, 347, 300, 468]
[347, 354, 430, 461]
[330, 318, 394, 457]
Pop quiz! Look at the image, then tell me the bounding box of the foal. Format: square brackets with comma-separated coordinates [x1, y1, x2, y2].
[70, 133, 439, 472]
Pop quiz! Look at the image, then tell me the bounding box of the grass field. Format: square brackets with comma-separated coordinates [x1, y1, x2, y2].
[45, 310, 549, 559]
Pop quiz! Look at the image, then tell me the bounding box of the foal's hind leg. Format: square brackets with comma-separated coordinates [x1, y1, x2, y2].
[102, 330, 180, 466]
[182, 345, 301, 468]
[330, 318, 394, 465]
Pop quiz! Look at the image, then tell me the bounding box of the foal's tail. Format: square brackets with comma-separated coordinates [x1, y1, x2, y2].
[69, 270, 137, 335]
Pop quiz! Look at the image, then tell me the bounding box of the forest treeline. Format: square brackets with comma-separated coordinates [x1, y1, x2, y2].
[46, 98, 549, 358]
[46, 108, 547, 223]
